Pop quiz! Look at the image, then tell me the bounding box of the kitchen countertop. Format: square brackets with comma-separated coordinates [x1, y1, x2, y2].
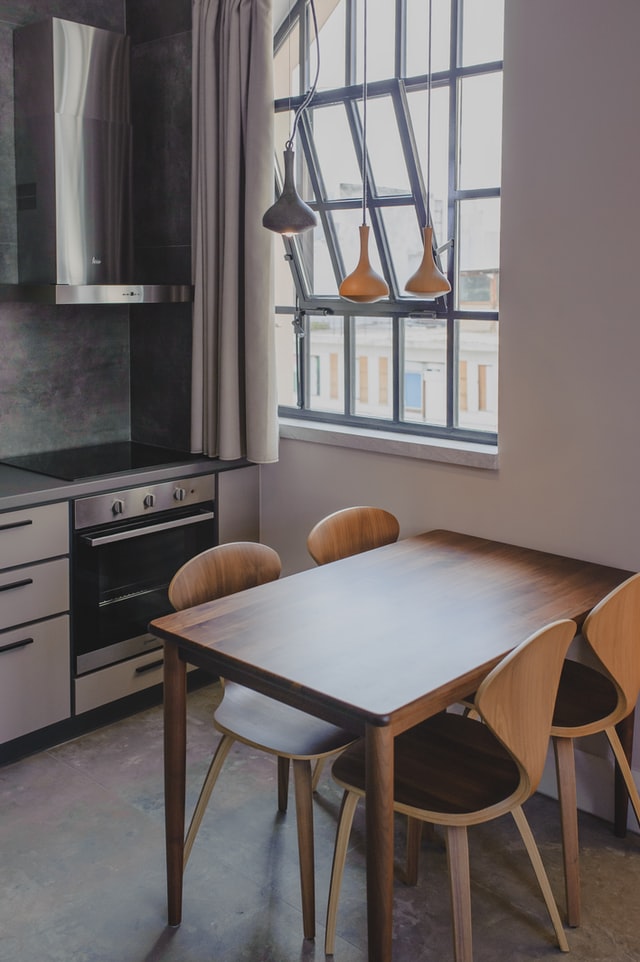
[0, 457, 250, 513]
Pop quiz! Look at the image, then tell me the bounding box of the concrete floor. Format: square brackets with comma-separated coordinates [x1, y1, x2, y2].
[1, 682, 639, 962]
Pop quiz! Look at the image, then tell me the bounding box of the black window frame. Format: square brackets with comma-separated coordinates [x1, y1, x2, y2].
[273, 0, 501, 446]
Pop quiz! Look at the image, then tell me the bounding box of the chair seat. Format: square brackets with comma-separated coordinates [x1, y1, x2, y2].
[215, 682, 358, 759]
[552, 659, 619, 732]
[332, 712, 521, 819]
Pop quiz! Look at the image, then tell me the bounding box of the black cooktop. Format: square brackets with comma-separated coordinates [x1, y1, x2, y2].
[2, 442, 203, 482]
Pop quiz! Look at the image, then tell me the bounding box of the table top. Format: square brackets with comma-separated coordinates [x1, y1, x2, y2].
[150, 529, 633, 734]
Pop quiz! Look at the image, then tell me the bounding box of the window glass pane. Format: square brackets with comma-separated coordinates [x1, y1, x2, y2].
[355, 0, 395, 83]
[456, 319, 498, 432]
[460, 0, 505, 66]
[406, 86, 449, 240]
[274, 22, 300, 100]
[308, 316, 345, 413]
[314, 1, 346, 90]
[334, 207, 386, 285]
[275, 313, 299, 408]
[302, 218, 339, 296]
[405, 0, 451, 76]
[456, 197, 500, 311]
[353, 317, 393, 419]
[458, 73, 503, 190]
[310, 105, 362, 200]
[358, 96, 410, 195]
[402, 319, 447, 425]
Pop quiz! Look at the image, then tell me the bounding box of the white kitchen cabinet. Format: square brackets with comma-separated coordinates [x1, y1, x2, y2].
[0, 502, 71, 744]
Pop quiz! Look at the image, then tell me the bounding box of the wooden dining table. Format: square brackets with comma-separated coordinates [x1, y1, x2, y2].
[149, 529, 633, 962]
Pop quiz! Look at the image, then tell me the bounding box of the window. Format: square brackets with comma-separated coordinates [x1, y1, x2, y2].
[273, 0, 503, 446]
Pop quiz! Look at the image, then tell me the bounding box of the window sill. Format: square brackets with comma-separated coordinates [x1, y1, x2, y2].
[279, 418, 499, 470]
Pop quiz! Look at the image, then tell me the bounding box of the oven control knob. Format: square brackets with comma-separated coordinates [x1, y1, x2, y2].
[143, 493, 156, 508]
[112, 498, 125, 516]
[174, 487, 187, 502]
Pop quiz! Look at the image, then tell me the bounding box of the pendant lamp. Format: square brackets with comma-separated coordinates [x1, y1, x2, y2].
[404, 0, 451, 297]
[263, 0, 320, 236]
[339, 0, 389, 303]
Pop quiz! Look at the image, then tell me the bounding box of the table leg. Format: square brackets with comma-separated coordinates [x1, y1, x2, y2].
[365, 723, 394, 962]
[164, 642, 187, 926]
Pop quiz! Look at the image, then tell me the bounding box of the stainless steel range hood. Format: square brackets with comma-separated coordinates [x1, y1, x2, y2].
[1, 18, 191, 306]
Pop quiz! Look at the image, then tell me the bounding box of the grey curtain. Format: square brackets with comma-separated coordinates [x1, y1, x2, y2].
[191, 0, 278, 463]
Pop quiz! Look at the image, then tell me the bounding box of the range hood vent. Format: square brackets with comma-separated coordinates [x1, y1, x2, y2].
[2, 18, 191, 306]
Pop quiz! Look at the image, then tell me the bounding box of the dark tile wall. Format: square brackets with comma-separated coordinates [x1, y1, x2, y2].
[0, 0, 193, 458]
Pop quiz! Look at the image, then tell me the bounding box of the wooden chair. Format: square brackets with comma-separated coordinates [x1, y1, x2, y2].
[168, 541, 358, 940]
[306, 505, 400, 792]
[324, 619, 577, 961]
[550, 571, 640, 928]
[306, 505, 400, 566]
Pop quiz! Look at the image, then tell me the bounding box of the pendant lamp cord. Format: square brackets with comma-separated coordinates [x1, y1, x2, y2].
[426, 0, 433, 230]
[287, 0, 321, 150]
[362, 0, 369, 226]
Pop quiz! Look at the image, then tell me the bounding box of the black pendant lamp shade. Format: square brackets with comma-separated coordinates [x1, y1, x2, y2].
[262, 144, 317, 236]
[263, 0, 320, 237]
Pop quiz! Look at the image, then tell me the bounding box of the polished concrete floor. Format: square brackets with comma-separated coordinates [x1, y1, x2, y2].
[2, 682, 640, 962]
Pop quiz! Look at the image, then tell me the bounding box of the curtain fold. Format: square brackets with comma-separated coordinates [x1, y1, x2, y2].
[192, 0, 278, 463]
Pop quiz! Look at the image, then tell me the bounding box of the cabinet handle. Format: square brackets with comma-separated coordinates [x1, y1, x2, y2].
[0, 577, 34, 592]
[135, 658, 164, 675]
[0, 518, 33, 532]
[0, 636, 34, 654]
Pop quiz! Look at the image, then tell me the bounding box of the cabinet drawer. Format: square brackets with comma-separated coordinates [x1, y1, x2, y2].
[0, 502, 69, 570]
[0, 615, 70, 743]
[75, 647, 196, 714]
[0, 557, 69, 630]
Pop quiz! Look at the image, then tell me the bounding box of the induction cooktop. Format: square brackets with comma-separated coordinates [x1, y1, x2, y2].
[2, 442, 203, 482]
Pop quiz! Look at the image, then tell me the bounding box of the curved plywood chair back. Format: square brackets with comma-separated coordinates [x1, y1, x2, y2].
[307, 506, 400, 566]
[168, 541, 282, 611]
[581, 572, 640, 719]
[476, 619, 576, 796]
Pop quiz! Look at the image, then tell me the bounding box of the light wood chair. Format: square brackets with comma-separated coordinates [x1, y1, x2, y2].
[168, 541, 358, 940]
[305, 505, 400, 792]
[306, 505, 400, 566]
[324, 619, 576, 961]
[550, 571, 640, 928]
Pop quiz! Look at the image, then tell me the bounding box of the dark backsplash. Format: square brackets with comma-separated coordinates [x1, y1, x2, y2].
[0, 0, 192, 457]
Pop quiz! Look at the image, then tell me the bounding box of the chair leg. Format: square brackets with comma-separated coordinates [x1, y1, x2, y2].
[511, 805, 569, 953]
[444, 825, 473, 962]
[292, 759, 316, 940]
[404, 816, 423, 886]
[613, 711, 634, 837]
[552, 735, 581, 927]
[311, 757, 325, 792]
[606, 724, 640, 830]
[184, 733, 235, 867]
[278, 755, 290, 813]
[325, 790, 360, 956]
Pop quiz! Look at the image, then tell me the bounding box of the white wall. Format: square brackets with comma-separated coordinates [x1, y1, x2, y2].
[259, 0, 640, 826]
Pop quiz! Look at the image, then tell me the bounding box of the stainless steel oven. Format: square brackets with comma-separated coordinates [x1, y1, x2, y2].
[72, 474, 216, 675]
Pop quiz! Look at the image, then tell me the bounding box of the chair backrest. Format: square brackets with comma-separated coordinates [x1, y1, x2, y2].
[168, 541, 282, 612]
[476, 619, 576, 798]
[306, 506, 400, 566]
[581, 572, 640, 720]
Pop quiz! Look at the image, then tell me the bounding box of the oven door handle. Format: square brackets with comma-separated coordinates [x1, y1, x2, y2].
[82, 510, 215, 547]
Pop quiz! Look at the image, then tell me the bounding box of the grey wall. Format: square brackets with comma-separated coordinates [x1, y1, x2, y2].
[0, 0, 193, 457]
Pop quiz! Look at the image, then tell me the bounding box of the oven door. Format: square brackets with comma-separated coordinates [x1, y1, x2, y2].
[73, 503, 215, 675]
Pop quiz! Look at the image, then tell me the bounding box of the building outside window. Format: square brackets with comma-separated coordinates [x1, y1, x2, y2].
[272, 0, 503, 445]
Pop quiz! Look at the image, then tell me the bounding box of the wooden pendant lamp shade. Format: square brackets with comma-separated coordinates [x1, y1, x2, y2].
[338, 0, 389, 304]
[339, 225, 389, 303]
[405, 225, 451, 295]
